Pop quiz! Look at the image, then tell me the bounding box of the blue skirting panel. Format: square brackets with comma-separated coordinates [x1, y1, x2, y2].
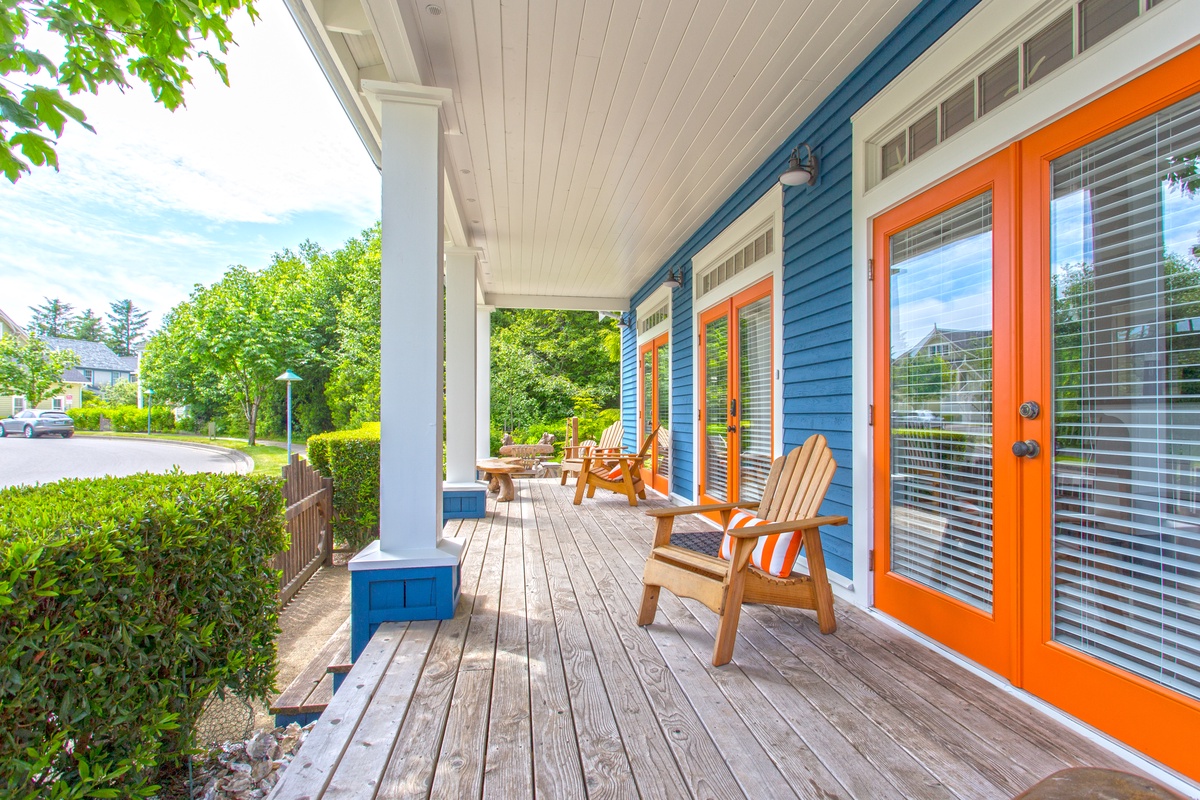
[350, 563, 460, 660]
[443, 486, 486, 519]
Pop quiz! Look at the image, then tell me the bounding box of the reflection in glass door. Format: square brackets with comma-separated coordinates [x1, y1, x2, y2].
[640, 333, 670, 495]
[873, 150, 1017, 678]
[699, 279, 773, 506]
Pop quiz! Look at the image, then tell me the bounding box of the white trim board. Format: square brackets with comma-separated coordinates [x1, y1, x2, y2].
[847, 0, 1200, 611]
[690, 184, 785, 504]
[635, 284, 672, 344]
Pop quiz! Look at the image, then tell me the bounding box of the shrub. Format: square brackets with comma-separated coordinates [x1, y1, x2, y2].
[67, 405, 176, 433]
[0, 472, 286, 797]
[307, 422, 380, 550]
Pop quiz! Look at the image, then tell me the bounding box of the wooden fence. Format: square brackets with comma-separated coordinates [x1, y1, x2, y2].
[278, 454, 333, 605]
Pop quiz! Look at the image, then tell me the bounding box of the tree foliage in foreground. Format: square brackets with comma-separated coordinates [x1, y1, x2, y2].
[0, 334, 77, 406]
[1, 0, 257, 181]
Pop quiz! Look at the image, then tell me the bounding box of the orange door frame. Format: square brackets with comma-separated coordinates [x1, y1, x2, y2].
[697, 277, 773, 507]
[872, 148, 1020, 679]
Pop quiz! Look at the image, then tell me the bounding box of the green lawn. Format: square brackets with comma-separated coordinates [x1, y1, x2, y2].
[76, 431, 290, 475]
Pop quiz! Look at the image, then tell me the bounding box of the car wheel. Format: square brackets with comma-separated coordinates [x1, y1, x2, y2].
[0, 425, 6, 438]
[62, 431, 73, 438]
[23, 425, 35, 439]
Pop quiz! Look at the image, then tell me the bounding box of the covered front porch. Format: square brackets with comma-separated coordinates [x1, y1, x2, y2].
[270, 479, 1133, 799]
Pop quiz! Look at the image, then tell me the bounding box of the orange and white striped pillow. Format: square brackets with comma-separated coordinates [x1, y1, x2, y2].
[602, 464, 624, 481]
[718, 508, 804, 578]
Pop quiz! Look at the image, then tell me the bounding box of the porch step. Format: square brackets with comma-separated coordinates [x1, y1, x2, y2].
[269, 617, 351, 727]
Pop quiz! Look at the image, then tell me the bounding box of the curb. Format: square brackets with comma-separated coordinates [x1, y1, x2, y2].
[77, 435, 256, 475]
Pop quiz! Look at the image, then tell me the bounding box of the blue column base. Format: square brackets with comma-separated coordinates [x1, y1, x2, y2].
[443, 484, 487, 520]
[350, 562, 461, 660]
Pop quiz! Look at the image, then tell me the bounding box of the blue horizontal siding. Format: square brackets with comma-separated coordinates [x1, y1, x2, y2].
[621, 319, 638, 453]
[624, 0, 981, 579]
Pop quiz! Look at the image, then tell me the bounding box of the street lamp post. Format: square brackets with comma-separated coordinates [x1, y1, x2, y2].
[276, 370, 303, 462]
[144, 388, 155, 435]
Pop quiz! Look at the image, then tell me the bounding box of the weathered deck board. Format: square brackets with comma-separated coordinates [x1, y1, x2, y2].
[270, 479, 1156, 800]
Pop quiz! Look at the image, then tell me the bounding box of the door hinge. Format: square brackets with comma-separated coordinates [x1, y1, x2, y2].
[868, 549, 876, 572]
[868, 404, 874, 426]
[868, 258, 874, 281]
[698, 408, 702, 422]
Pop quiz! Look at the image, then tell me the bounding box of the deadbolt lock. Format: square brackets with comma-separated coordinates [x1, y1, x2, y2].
[1019, 401, 1041, 420]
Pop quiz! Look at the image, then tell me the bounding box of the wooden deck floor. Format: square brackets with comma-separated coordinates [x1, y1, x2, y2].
[270, 479, 1135, 800]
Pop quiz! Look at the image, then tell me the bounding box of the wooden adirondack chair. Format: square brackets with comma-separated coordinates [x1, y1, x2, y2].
[560, 420, 624, 485]
[574, 424, 660, 507]
[637, 434, 847, 666]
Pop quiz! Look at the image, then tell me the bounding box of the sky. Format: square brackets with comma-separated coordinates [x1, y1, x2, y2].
[0, 0, 381, 330]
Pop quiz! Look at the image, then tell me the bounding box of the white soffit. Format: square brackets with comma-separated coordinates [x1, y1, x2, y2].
[298, 0, 924, 302]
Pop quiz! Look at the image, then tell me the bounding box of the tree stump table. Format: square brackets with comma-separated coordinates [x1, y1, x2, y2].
[477, 459, 523, 502]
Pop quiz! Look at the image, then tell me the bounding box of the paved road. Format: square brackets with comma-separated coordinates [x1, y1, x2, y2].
[0, 436, 248, 489]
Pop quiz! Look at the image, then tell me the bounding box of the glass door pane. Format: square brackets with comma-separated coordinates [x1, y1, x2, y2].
[704, 316, 730, 501]
[1049, 91, 1200, 699]
[889, 191, 996, 611]
[642, 350, 653, 440]
[738, 297, 773, 502]
[656, 342, 670, 481]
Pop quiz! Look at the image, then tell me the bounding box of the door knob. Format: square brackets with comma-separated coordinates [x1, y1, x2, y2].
[1012, 440, 1040, 458]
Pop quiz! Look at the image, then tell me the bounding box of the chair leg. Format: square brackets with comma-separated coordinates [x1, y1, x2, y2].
[802, 530, 837, 634]
[712, 542, 752, 666]
[637, 583, 660, 626]
[587, 483, 597, 498]
[622, 472, 637, 506]
[573, 473, 587, 505]
[560, 469, 569, 485]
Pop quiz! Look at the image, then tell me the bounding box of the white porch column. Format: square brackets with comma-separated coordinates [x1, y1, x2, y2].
[444, 248, 481, 484]
[349, 81, 462, 611]
[476, 305, 493, 459]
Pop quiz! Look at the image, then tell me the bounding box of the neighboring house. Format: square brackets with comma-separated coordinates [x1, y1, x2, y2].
[895, 326, 992, 423]
[0, 307, 87, 418]
[43, 338, 136, 391]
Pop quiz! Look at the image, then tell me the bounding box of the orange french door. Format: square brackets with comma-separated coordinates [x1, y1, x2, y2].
[873, 149, 1020, 678]
[1017, 49, 1200, 780]
[874, 46, 1200, 781]
[639, 333, 670, 495]
[698, 278, 774, 507]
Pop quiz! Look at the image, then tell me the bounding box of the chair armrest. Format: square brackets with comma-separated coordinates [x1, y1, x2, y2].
[722, 515, 848, 538]
[645, 501, 759, 518]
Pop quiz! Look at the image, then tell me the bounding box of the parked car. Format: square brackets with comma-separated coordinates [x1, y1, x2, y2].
[0, 409, 75, 439]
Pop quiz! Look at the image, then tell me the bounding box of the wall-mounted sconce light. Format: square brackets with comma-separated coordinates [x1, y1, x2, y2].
[662, 268, 684, 289]
[779, 143, 819, 186]
[618, 312, 635, 329]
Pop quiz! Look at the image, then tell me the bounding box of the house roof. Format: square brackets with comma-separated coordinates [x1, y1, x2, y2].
[60, 369, 90, 384]
[0, 306, 26, 339]
[119, 354, 140, 373]
[43, 337, 131, 372]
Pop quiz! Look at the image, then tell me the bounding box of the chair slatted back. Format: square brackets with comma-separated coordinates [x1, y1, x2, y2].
[576, 439, 597, 454]
[597, 422, 624, 450]
[637, 425, 661, 458]
[758, 434, 837, 523]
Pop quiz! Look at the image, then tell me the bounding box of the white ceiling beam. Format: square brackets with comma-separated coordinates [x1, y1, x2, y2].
[359, 0, 421, 84]
[323, 0, 371, 35]
[484, 294, 630, 312]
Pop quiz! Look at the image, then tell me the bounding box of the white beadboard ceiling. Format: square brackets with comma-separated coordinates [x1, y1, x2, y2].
[292, 0, 923, 305]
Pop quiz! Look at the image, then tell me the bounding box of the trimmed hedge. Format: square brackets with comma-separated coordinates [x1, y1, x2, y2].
[307, 422, 380, 550]
[67, 405, 176, 433]
[0, 472, 286, 797]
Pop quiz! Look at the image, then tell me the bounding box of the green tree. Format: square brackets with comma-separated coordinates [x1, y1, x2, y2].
[99, 378, 139, 406]
[105, 299, 150, 356]
[71, 308, 103, 340]
[1, 0, 257, 181]
[27, 296, 74, 337]
[142, 260, 315, 444]
[489, 309, 621, 432]
[325, 229, 381, 429]
[0, 335, 76, 406]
